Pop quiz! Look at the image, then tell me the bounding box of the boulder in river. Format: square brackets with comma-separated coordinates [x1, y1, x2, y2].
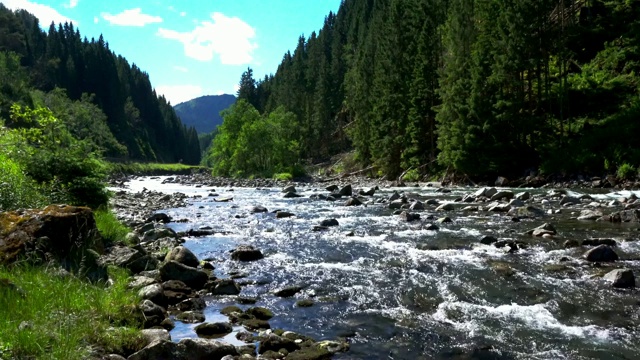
[251, 206, 268, 213]
[474, 187, 497, 198]
[344, 197, 363, 206]
[338, 184, 353, 196]
[274, 285, 304, 297]
[490, 190, 514, 201]
[283, 191, 301, 198]
[282, 185, 297, 193]
[584, 245, 619, 262]
[582, 238, 617, 247]
[436, 203, 454, 211]
[527, 223, 557, 237]
[276, 211, 295, 218]
[399, 211, 420, 222]
[194, 322, 233, 338]
[207, 279, 241, 295]
[230, 245, 264, 261]
[320, 219, 339, 227]
[578, 209, 603, 221]
[603, 269, 635, 288]
[409, 201, 425, 211]
[159, 260, 208, 289]
[165, 246, 199, 268]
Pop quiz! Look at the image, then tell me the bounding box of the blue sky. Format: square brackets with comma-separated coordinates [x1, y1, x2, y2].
[3, 0, 342, 105]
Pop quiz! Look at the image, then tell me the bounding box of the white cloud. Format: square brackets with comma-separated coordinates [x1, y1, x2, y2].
[156, 85, 203, 105]
[173, 66, 188, 73]
[93, 16, 99, 24]
[180, 11, 187, 17]
[3, 0, 75, 25]
[64, 0, 78, 9]
[157, 12, 257, 65]
[102, 8, 162, 27]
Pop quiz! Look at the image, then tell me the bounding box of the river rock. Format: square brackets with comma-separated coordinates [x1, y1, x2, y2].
[436, 203, 454, 211]
[162, 280, 193, 305]
[474, 187, 497, 198]
[0, 205, 106, 281]
[165, 246, 199, 268]
[584, 245, 619, 262]
[231, 245, 264, 261]
[528, 223, 557, 237]
[582, 238, 617, 247]
[345, 197, 362, 206]
[560, 196, 581, 206]
[142, 226, 178, 242]
[399, 211, 420, 222]
[318, 340, 350, 354]
[563, 239, 580, 248]
[437, 217, 453, 224]
[251, 206, 268, 213]
[195, 322, 233, 337]
[409, 201, 425, 211]
[515, 191, 531, 201]
[282, 185, 297, 193]
[425, 223, 440, 231]
[246, 307, 274, 320]
[325, 185, 339, 192]
[128, 276, 157, 289]
[127, 340, 184, 360]
[258, 334, 300, 354]
[490, 190, 514, 201]
[140, 329, 171, 346]
[488, 203, 511, 212]
[388, 191, 401, 201]
[578, 209, 603, 220]
[179, 338, 238, 359]
[102, 245, 158, 274]
[320, 219, 339, 227]
[274, 285, 303, 297]
[159, 261, 208, 289]
[140, 299, 167, 328]
[138, 283, 165, 305]
[147, 213, 172, 224]
[359, 187, 376, 196]
[175, 311, 206, 323]
[276, 211, 295, 218]
[603, 269, 635, 288]
[338, 184, 353, 196]
[480, 236, 498, 245]
[207, 279, 241, 295]
[388, 200, 405, 209]
[283, 192, 301, 198]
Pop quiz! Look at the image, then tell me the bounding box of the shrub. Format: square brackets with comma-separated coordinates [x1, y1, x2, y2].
[617, 163, 636, 180]
[273, 172, 293, 181]
[0, 153, 46, 211]
[402, 168, 421, 182]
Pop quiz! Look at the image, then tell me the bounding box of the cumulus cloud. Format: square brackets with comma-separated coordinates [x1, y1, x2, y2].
[102, 8, 162, 27]
[65, 0, 78, 9]
[157, 12, 257, 65]
[155, 85, 203, 105]
[3, 0, 75, 25]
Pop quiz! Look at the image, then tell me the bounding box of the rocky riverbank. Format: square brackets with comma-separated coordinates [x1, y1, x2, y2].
[101, 173, 640, 358]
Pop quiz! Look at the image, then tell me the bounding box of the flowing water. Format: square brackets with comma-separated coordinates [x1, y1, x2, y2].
[122, 177, 640, 359]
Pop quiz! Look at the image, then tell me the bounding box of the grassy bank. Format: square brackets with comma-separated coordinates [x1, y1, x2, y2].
[0, 265, 144, 360]
[107, 162, 208, 176]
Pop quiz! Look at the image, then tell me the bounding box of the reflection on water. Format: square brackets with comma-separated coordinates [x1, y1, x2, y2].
[123, 177, 640, 359]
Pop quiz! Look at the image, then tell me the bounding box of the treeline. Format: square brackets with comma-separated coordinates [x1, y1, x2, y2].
[0, 4, 201, 164]
[228, 0, 640, 179]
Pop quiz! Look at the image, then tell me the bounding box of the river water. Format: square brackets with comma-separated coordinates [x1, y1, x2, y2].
[123, 177, 640, 359]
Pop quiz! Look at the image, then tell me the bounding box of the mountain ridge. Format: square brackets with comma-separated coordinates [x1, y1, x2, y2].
[174, 94, 236, 134]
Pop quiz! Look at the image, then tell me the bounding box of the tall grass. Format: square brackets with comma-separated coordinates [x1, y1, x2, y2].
[94, 208, 131, 245]
[0, 265, 144, 360]
[107, 162, 206, 176]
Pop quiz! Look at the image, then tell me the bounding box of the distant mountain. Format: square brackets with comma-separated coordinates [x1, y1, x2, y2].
[174, 94, 236, 134]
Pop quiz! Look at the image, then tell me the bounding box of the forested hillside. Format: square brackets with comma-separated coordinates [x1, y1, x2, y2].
[0, 4, 200, 164]
[221, 0, 640, 180]
[174, 94, 236, 134]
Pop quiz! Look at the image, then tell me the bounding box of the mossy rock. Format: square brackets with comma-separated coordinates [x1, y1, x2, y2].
[242, 318, 271, 331]
[488, 261, 515, 277]
[220, 305, 243, 316]
[285, 346, 332, 360]
[246, 306, 274, 320]
[296, 299, 314, 307]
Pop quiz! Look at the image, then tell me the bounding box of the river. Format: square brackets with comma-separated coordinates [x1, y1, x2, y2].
[120, 177, 640, 359]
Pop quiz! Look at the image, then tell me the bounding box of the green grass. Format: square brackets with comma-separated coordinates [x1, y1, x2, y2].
[617, 163, 636, 180]
[0, 265, 144, 360]
[273, 172, 293, 181]
[107, 162, 207, 176]
[94, 208, 131, 245]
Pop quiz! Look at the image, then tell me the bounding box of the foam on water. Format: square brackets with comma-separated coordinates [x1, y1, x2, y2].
[433, 301, 621, 341]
